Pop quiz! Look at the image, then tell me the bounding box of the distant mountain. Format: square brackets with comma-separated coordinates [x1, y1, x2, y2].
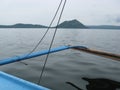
[0, 20, 120, 29]
[87, 25, 120, 29]
[57, 19, 87, 28]
[0, 23, 47, 28]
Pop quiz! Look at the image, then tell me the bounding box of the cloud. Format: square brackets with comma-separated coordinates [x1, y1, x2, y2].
[116, 17, 120, 23]
[105, 14, 120, 25]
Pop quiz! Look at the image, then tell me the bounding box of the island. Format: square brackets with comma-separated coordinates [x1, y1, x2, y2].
[56, 19, 87, 28]
[0, 23, 47, 28]
[0, 19, 120, 29]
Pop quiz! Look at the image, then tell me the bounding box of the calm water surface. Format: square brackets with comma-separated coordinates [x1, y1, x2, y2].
[0, 29, 120, 90]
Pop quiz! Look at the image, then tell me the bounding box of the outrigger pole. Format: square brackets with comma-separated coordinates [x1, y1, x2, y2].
[0, 46, 71, 66]
[0, 46, 120, 66]
[71, 46, 120, 61]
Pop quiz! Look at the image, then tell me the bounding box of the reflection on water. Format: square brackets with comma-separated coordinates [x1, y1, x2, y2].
[0, 29, 120, 90]
[67, 78, 120, 90]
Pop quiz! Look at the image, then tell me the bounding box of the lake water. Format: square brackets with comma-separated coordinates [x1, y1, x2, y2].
[0, 28, 120, 90]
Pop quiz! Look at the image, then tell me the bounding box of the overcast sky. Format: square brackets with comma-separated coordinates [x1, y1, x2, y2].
[0, 0, 120, 25]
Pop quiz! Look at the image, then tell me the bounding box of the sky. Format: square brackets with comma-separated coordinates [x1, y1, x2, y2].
[0, 0, 120, 25]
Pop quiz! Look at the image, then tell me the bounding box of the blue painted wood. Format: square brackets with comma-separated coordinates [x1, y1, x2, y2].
[0, 71, 50, 90]
[0, 46, 86, 66]
[0, 46, 70, 65]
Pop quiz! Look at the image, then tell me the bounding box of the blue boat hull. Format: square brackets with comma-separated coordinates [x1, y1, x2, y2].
[0, 71, 50, 90]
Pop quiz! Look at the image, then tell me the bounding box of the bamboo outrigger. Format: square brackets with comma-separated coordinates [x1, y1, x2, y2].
[72, 46, 120, 61]
[0, 46, 120, 66]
